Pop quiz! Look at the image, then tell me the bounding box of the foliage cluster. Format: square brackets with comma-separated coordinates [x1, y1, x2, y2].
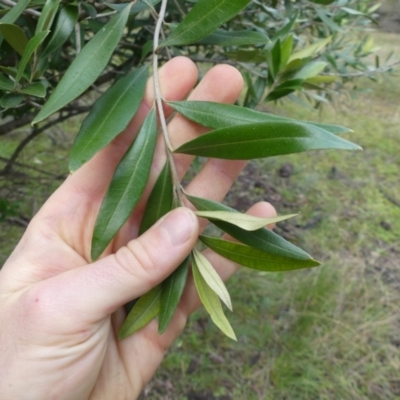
[0, 0, 393, 339]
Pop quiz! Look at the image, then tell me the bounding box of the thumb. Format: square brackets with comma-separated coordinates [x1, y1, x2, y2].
[41, 208, 199, 322]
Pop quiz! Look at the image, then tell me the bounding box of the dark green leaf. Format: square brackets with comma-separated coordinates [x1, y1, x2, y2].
[279, 35, 293, 72]
[16, 31, 49, 84]
[192, 254, 236, 340]
[197, 29, 269, 46]
[36, 0, 60, 34]
[186, 194, 314, 261]
[158, 255, 190, 334]
[32, 5, 132, 125]
[225, 49, 265, 63]
[106, 0, 161, 14]
[168, 100, 351, 135]
[139, 163, 173, 235]
[42, 5, 79, 58]
[118, 286, 161, 339]
[19, 82, 46, 97]
[0, 74, 14, 91]
[91, 108, 158, 260]
[200, 236, 320, 271]
[0, 93, 24, 108]
[174, 122, 361, 159]
[69, 66, 148, 171]
[161, 0, 251, 47]
[81, 2, 97, 19]
[0, 23, 28, 55]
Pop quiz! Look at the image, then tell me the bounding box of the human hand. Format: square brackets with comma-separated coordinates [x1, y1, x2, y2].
[0, 57, 276, 400]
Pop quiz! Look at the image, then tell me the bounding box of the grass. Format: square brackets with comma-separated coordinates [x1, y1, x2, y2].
[1, 30, 399, 400]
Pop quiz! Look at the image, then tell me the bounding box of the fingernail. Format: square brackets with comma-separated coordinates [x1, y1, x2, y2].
[159, 208, 196, 246]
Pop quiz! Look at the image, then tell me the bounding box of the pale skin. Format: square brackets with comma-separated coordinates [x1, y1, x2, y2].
[0, 57, 276, 400]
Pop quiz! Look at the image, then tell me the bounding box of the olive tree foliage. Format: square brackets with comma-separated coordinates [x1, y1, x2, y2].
[0, 0, 392, 338]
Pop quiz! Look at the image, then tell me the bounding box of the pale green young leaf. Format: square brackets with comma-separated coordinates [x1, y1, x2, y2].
[193, 249, 232, 311]
[118, 286, 161, 339]
[161, 0, 251, 47]
[32, 4, 132, 124]
[289, 37, 332, 62]
[168, 100, 352, 135]
[186, 194, 314, 261]
[36, 0, 60, 34]
[41, 5, 79, 58]
[293, 61, 327, 80]
[139, 163, 173, 235]
[158, 256, 190, 334]
[69, 66, 149, 171]
[174, 122, 361, 160]
[200, 236, 320, 271]
[280, 34, 293, 72]
[16, 31, 49, 84]
[195, 210, 298, 231]
[0, 23, 28, 55]
[192, 256, 236, 340]
[91, 108, 157, 260]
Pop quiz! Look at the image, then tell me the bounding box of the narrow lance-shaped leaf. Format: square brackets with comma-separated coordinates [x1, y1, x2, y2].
[193, 249, 232, 311]
[158, 255, 190, 334]
[0, 23, 28, 55]
[19, 82, 47, 97]
[106, 0, 161, 14]
[36, 0, 60, 34]
[32, 4, 132, 124]
[186, 194, 314, 261]
[41, 5, 79, 58]
[139, 163, 173, 235]
[197, 29, 269, 46]
[200, 236, 320, 271]
[195, 210, 298, 231]
[161, 0, 251, 47]
[168, 100, 352, 135]
[0, 0, 30, 24]
[91, 108, 158, 260]
[118, 286, 161, 340]
[16, 31, 49, 84]
[175, 122, 361, 160]
[289, 36, 332, 62]
[69, 66, 149, 171]
[192, 254, 236, 340]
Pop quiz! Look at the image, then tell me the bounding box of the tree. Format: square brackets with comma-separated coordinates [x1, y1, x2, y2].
[0, 0, 396, 338]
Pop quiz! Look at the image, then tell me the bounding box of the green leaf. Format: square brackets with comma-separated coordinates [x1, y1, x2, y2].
[197, 29, 269, 46]
[195, 210, 298, 231]
[272, 11, 298, 41]
[19, 82, 47, 97]
[289, 37, 332, 62]
[158, 255, 190, 334]
[200, 236, 320, 271]
[192, 255, 236, 340]
[36, 0, 60, 34]
[41, 5, 79, 58]
[32, 4, 132, 125]
[168, 100, 351, 135]
[0, 23, 28, 55]
[139, 163, 173, 235]
[81, 2, 97, 19]
[316, 8, 343, 33]
[118, 286, 161, 339]
[186, 194, 314, 261]
[0, 93, 24, 108]
[0, 74, 14, 91]
[193, 249, 232, 311]
[174, 122, 361, 160]
[69, 66, 149, 171]
[161, 0, 251, 47]
[91, 108, 158, 260]
[280, 34, 293, 72]
[293, 61, 327, 80]
[106, 0, 161, 14]
[0, 0, 30, 23]
[15, 31, 49, 84]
